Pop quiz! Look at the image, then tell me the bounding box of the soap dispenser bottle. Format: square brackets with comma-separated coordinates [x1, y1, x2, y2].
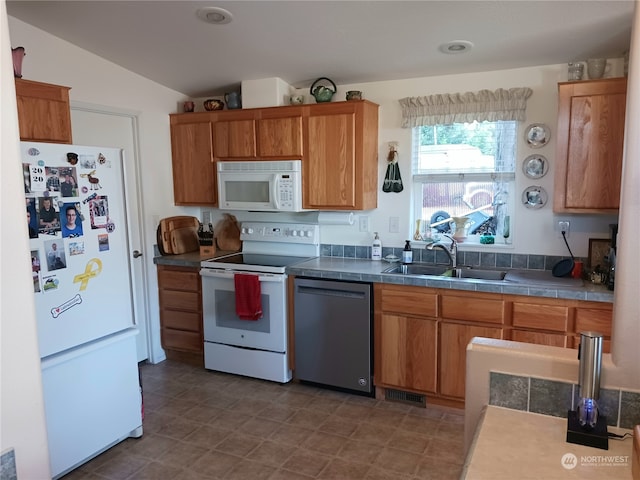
[402, 240, 413, 264]
[372, 232, 382, 260]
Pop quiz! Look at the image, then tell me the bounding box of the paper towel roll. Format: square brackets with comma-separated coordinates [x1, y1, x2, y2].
[317, 211, 354, 225]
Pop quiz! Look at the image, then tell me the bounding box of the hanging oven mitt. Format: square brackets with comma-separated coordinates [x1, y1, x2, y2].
[392, 161, 404, 192]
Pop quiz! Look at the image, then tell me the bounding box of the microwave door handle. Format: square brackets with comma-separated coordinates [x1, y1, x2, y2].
[272, 174, 280, 209]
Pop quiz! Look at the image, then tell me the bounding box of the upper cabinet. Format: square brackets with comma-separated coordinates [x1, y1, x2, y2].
[214, 106, 304, 159]
[214, 110, 257, 159]
[15, 78, 73, 144]
[304, 100, 379, 210]
[257, 107, 304, 158]
[169, 101, 379, 209]
[169, 114, 216, 206]
[554, 78, 627, 213]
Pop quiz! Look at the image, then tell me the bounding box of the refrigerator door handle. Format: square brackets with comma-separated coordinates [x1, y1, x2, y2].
[132, 250, 143, 258]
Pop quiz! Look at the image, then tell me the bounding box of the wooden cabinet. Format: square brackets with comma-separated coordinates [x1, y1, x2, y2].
[573, 303, 613, 353]
[157, 265, 204, 365]
[380, 314, 438, 393]
[439, 322, 503, 398]
[213, 106, 304, 159]
[439, 291, 505, 399]
[15, 78, 72, 144]
[168, 101, 378, 209]
[554, 78, 627, 213]
[304, 100, 379, 210]
[375, 283, 612, 406]
[214, 110, 257, 159]
[169, 115, 217, 205]
[377, 285, 438, 394]
[257, 107, 304, 158]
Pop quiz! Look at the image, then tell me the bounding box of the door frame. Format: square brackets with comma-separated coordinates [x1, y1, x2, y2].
[69, 101, 153, 362]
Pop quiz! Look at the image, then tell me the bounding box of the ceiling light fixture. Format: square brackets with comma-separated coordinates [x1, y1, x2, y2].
[439, 40, 474, 54]
[196, 7, 233, 25]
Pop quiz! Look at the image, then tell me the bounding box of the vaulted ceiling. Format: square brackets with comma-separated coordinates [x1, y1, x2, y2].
[7, 1, 635, 97]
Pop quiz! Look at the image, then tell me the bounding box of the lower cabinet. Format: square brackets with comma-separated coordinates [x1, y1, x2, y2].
[157, 265, 204, 366]
[380, 314, 438, 393]
[439, 322, 503, 399]
[374, 283, 612, 406]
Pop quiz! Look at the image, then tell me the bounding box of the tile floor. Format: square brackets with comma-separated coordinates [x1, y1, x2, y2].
[62, 360, 465, 480]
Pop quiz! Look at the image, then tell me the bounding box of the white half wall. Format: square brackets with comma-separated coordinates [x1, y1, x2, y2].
[1, 3, 51, 478]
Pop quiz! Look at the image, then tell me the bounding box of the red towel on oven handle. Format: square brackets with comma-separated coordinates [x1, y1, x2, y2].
[234, 273, 263, 320]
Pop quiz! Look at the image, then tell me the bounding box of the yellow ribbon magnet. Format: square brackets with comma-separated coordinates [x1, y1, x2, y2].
[73, 258, 103, 291]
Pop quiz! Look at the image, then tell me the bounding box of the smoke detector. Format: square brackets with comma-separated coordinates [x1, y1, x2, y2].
[196, 7, 233, 25]
[439, 41, 474, 54]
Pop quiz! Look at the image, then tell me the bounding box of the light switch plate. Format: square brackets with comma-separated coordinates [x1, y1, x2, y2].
[359, 215, 369, 232]
[389, 216, 399, 233]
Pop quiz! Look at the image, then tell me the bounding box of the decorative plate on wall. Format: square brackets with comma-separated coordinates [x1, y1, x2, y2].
[522, 185, 548, 209]
[524, 123, 551, 148]
[522, 154, 548, 179]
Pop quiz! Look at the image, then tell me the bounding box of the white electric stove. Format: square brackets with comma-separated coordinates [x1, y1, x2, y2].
[200, 222, 319, 382]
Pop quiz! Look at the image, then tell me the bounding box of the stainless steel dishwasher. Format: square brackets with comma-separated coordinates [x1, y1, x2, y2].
[293, 278, 373, 396]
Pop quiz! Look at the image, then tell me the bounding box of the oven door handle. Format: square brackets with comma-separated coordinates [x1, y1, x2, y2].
[200, 268, 285, 283]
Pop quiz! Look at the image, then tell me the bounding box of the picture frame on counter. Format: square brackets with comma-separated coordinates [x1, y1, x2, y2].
[588, 238, 611, 270]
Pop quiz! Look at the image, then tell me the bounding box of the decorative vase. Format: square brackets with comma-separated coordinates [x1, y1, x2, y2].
[12, 46, 25, 78]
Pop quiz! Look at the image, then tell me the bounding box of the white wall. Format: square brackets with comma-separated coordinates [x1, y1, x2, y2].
[1, 3, 51, 478]
[7, 16, 195, 364]
[303, 66, 619, 256]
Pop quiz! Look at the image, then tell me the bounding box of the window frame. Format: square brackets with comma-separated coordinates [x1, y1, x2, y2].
[410, 120, 517, 246]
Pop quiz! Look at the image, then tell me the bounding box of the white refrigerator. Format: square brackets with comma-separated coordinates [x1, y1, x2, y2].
[23, 141, 143, 479]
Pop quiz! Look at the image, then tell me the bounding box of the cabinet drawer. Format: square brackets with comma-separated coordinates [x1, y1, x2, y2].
[160, 290, 200, 312]
[158, 268, 200, 291]
[512, 302, 569, 332]
[161, 328, 202, 353]
[380, 287, 437, 317]
[441, 294, 504, 324]
[161, 309, 201, 332]
[575, 308, 612, 336]
[511, 329, 567, 347]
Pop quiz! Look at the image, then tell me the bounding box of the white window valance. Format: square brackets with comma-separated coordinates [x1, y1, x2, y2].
[399, 88, 533, 127]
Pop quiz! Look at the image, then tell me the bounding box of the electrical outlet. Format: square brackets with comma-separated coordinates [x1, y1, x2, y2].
[359, 215, 369, 232]
[389, 216, 399, 233]
[558, 220, 570, 238]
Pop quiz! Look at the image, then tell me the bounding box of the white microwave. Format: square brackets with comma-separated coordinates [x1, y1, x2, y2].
[217, 160, 306, 212]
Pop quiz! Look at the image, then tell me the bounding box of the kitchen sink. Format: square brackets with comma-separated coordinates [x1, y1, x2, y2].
[453, 268, 507, 281]
[382, 263, 506, 281]
[382, 264, 450, 276]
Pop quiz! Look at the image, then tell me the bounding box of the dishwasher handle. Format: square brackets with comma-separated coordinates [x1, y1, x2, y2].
[296, 285, 367, 299]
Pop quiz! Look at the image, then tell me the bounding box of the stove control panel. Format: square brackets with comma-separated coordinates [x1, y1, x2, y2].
[240, 222, 319, 245]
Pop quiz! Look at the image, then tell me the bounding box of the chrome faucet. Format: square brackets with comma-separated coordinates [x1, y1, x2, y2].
[427, 234, 458, 268]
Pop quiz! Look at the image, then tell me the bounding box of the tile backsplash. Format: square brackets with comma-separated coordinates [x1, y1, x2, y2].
[489, 371, 640, 429]
[321, 244, 583, 271]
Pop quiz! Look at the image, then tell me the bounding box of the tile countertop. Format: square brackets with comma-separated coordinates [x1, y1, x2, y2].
[154, 254, 613, 303]
[462, 406, 634, 479]
[287, 257, 614, 303]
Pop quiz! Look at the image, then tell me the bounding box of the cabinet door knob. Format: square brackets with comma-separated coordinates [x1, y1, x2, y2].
[133, 250, 143, 258]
